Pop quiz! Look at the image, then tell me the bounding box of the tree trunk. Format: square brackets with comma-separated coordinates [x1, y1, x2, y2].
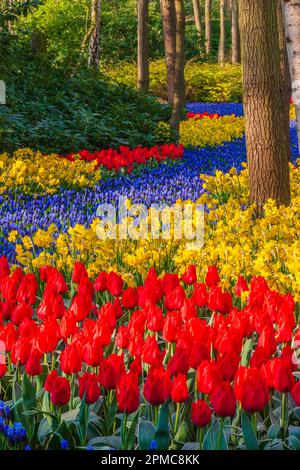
[218, 0, 226, 63]
[231, 0, 241, 63]
[170, 0, 185, 130]
[160, 0, 177, 104]
[277, 0, 292, 159]
[205, 0, 212, 56]
[192, 0, 202, 50]
[281, 0, 300, 155]
[88, 0, 101, 67]
[239, 0, 291, 212]
[137, 0, 150, 92]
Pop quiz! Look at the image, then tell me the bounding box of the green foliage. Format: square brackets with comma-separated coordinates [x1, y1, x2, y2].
[105, 60, 243, 103]
[0, 59, 171, 154]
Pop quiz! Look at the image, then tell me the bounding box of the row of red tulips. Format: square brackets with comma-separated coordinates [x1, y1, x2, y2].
[0, 257, 299, 449]
[63, 144, 184, 173]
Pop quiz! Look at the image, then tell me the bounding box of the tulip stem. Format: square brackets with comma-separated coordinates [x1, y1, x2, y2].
[174, 403, 181, 436]
[251, 412, 257, 438]
[217, 418, 223, 450]
[280, 392, 288, 440]
[198, 427, 204, 450]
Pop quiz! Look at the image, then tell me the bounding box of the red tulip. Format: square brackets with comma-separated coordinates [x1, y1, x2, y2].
[60, 343, 82, 375]
[171, 374, 189, 403]
[94, 272, 107, 292]
[98, 354, 125, 390]
[210, 381, 236, 417]
[192, 283, 208, 307]
[107, 272, 123, 296]
[50, 376, 71, 407]
[122, 288, 138, 310]
[25, 350, 42, 376]
[269, 358, 295, 393]
[72, 262, 88, 283]
[291, 381, 300, 406]
[143, 366, 171, 405]
[44, 370, 58, 392]
[116, 372, 140, 414]
[234, 367, 269, 413]
[181, 265, 197, 285]
[79, 373, 100, 404]
[197, 360, 222, 395]
[235, 276, 249, 297]
[205, 266, 220, 287]
[191, 400, 212, 427]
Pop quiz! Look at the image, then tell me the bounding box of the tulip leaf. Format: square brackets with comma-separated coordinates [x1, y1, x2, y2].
[46, 432, 61, 450]
[38, 418, 51, 445]
[155, 402, 170, 450]
[241, 338, 253, 367]
[170, 422, 189, 450]
[241, 411, 259, 450]
[22, 373, 37, 412]
[138, 418, 155, 450]
[267, 423, 280, 440]
[203, 420, 228, 450]
[182, 442, 199, 450]
[126, 411, 139, 450]
[287, 435, 300, 450]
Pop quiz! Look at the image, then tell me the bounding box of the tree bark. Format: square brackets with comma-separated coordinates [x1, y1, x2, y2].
[192, 0, 202, 50]
[205, 0, 212, 56]
[218, 0, 226, 63]
[170, 0, 185, 130]
[137, 0, 150, 92]
[239, 0, 291, 211]
[281, 0, 300, 154]
[231, 0, 241, 63]
[160, 0, 177, 104]
[88, 0, 101, 68]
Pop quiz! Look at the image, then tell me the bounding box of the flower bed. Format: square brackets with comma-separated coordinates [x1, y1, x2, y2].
[0, 259, 299, 450]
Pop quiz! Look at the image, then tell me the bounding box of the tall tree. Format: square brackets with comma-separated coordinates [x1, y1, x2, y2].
[160, 0, 176, 104]
[218, 0, 226, 63]
[205, 0, 212, 56]
[231, 0, 240, 63]
[170, 0, 185, 129]
[281, 0, 300, 154]
[137, 0, 150, 92]
[277, 0, 292, 157]
[238, 0, 291, 212]
[192, 0, 202, 49]
[88, 0, 101, 67]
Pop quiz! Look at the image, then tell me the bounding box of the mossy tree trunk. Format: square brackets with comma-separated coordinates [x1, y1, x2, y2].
[239, 0, 291, 212]
[88, 0, 101, 67]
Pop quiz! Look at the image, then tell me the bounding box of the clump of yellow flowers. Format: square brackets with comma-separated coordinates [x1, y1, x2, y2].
[179, 115, 245, 148]
[0, 148, 101, 195]
[12, 161, 300, 300]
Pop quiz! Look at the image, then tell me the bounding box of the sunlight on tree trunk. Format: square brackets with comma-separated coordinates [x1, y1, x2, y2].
[205, 0, 212, 56]
[218, 0, 226, 63]
[88, 0, 101, 67]
[239, 0, 291, 213]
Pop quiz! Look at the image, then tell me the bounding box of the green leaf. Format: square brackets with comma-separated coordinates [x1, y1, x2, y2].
[287, 435, 300, 450]
[154, 402, 170, 450]
[38, 418, 51, 445]
[241, 338, 253, 366]
[22, 373, 37, 412]
[241, 412, 259, 450]
[138, 418, 155, 451]
[202, 420, 228, 450]
[88, 436, 121, 450]
[170, 422, 189, 450]
[126, 411, 139, 450]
